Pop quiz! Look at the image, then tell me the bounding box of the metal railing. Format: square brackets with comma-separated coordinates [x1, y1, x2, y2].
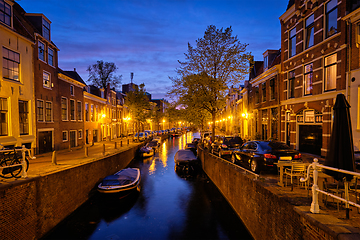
[301, 158, 360, 217]
[0, 145, 36, 178]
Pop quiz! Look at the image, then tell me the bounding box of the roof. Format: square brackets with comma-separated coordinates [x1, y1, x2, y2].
[59, 69, 87, 85]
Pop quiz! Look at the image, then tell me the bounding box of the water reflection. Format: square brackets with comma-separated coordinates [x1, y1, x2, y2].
[44, 132, 253, 240]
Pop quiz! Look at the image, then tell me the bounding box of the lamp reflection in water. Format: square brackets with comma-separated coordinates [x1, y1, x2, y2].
[161, 142, 167, 168]
[148, 158, 156, 175]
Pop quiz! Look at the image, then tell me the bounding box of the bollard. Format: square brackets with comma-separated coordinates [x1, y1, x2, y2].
[21, 145, 27, 178]
[115, 142, 117, 149]
[127, 139, 129, 145]
[103, 144, 105, 155]
[121, 141, 123, 147]
[85, 146, 88, 157]
[52, 151, 57, 165]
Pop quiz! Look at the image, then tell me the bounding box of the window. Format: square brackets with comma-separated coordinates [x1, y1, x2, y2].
[62, 131, 68, 141]
[289, 27, 296, 58]
[91, 104, 94, 121]
[37, 100, 44, 122]
[70, 85, 74, 96]
[19, 100, 29, 135]
[85, 103, 89, 121]
[61, 97, 68, 121]
[43, 72, 51, 88]
[0, 0, 11, 27]
[2, 47, 19, 82]
[270, 79, 275, 100]
[45, 102, 52, 122]
[0, 98, 8, 136]
[70, 99, 75, 120]
[326, 0, 337, 38]
[305, 14, 314, 49]
[95, 105, 98, 121]
[78, 129, 83, 139]
[304, 63, 313, 95]
[255, 86, 259, 104]
[325, 54, 337, 91]
[288, 71, 295, 99]
[77, 101, 82, 120]
[48, 47, 54, 66]
[262, 83, 266, 102]
[42, 18, 50, 41]
[38, 41, 45, 61]
[264, 56, 268, 69]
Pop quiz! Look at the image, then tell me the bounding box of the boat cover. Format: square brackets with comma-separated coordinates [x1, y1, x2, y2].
[101, 168, 139, 186]
[174, 149, 197, 162]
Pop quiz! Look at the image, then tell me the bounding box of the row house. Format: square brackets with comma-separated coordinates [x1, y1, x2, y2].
[248, 50, 281, 141]
[279, 0, 349, 157]
[0, 0, 36, 149]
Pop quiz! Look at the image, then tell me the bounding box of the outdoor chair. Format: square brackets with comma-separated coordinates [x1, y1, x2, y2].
[284, 163, 307, 191]
[277, 159, 291, 181]
[323, 178, 345, 211]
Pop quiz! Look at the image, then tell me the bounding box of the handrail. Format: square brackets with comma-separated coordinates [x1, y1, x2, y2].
[0, 145, 35, 178]
[301, 158, 360, 214]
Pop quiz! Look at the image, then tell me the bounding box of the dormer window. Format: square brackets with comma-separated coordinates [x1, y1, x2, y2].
[0, 0, 11, 27]
[42, 18, 50, 41]
[264, 55, 268, 69]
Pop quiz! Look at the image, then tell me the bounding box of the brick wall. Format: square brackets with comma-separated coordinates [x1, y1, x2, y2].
[198, 147, 360, 240]
[0, 146, 139, 239]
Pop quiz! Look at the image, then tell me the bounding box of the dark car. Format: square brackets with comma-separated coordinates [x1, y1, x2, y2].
[231, 141, 302, 173]
[355, 151, 360, 169]
[211, 136, 243, 158]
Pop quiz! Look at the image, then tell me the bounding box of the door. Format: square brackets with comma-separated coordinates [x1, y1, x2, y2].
[38, 131, 52, 154]
[86, 130, 89, 144]
[299, 125, 322, 156]
[93, 130, 98, 143]
[286, 122, 290, 146]
[70, 131, 76, 148]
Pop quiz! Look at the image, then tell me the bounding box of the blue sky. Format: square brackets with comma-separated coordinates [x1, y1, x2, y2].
[19, 0, 289, 99]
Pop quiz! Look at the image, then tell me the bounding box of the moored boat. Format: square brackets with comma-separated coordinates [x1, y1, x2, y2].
[174, 149, 199, 172]
[140, 145, 155, 157]
[98, 168, 141, 195]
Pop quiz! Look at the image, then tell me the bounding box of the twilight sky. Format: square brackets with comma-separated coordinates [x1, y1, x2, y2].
[19, 0, 289, 100]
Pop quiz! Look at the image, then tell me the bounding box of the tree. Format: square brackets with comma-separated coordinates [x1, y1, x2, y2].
[87, 60, 122, 90]
[168, 25, 251, 140]
[124, 83, 151, 139]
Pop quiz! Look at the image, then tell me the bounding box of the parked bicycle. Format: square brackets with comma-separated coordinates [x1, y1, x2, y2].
[0, 145, 32, 178]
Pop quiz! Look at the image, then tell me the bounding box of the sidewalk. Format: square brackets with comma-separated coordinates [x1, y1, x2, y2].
[0, 137, 143, 185]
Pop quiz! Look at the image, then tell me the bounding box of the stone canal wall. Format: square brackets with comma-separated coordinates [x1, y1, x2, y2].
[198, 147, 360, 240]
[0, 145, 140, 240]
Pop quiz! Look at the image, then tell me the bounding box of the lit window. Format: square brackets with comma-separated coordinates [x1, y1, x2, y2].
[324, 54, 337, 91]
[37, 100, 44, 122]
[304, 63, 313, 95]
[288, 71, 295, 99]
[85, 103, 89, 121]
[38, 41, 45, 61]
[289, 28, 296, 58]
[0, 98, 8, 136]
[42, 18, 50, 41]
[61, 97, 68, 121]
[45, 102, 52, 122]
[43, 72, 51, 88]
[2, 47, 19, 82]
[0, 0, 11, 27]
[91, 104, 94, 121]
[305, 14, 314, 49]
[48, 47, 54, 66]
[326, 0, 337, 38]
[19, 100, 29, 135]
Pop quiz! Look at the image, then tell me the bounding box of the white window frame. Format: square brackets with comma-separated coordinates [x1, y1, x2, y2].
[38, 40, 45, 62]
[37, 99, 44, 122]
[62, 131, 68, 142]
[61, 97, 68, 121]
[324, 54, 337, 92]
[43, 71, 51, 88]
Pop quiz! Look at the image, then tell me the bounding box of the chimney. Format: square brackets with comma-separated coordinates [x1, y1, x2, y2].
[74, 68, 76, 72]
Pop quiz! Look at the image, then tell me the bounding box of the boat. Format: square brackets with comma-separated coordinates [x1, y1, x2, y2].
[139, 145, 154, 157]
[174, 149, 200, 172]
[185, 142, 197, 156]
[147, 140, 160, 149]
[98, 168, 141, 195]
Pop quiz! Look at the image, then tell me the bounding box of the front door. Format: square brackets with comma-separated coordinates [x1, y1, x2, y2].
[93, 130, 98, 143]
[70, 131, 76, 148]
[38, 131, 52, 154]
[299, 125, 322, 156]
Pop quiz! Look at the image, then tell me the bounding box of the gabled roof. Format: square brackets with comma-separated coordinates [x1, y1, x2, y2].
[58, 68, 87, 85]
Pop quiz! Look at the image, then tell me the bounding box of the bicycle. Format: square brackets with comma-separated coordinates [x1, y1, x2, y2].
[0, 145, 30, 178]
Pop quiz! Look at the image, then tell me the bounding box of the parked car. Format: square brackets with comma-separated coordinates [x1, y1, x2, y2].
[231, 141, 302, 173]
[133, 132, 146, 142]
[144, 130, 153, 138]
[200, 131, 211, 147]
[211, 136, 243, 157]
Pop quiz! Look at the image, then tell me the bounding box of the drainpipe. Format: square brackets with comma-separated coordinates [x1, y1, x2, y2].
[346, 19, 351, 101]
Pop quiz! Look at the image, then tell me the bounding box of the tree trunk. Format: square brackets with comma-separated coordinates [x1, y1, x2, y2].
[211, 112, 216, 142]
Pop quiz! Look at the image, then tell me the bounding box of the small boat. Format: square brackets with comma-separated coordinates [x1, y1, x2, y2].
[174, 149, 199, 172]
[185, 142, 197, 156]
[139, 145, 154, 157]
[98, 168, 141, 195]
[147, 140, 160, 149]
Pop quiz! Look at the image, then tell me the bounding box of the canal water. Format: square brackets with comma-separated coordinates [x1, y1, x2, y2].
[44, 132, 253, 240]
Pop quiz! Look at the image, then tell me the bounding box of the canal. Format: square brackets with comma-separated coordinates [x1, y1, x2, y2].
[44, 132, 253, 240]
